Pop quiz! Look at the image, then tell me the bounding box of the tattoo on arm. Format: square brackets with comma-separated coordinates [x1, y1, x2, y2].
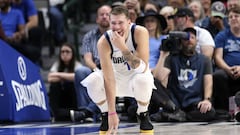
[122, 50, 140, 69]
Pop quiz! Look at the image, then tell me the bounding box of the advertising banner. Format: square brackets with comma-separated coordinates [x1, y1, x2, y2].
[0, 40, 50, 122]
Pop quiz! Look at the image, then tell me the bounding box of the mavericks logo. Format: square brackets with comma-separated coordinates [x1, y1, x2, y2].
[178, 69, 198, 88]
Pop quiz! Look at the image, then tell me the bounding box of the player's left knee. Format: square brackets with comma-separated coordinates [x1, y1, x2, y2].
[133, 87, 152, 103]
[133, 73, 150, 85]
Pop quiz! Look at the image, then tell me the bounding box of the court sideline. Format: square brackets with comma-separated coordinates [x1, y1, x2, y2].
[0, 121, 240, 135]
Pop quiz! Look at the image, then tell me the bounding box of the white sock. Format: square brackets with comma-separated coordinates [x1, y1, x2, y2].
[136, 103, 148, 115]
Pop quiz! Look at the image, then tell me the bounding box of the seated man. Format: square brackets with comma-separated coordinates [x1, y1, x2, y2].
[151, 27, 216, 122]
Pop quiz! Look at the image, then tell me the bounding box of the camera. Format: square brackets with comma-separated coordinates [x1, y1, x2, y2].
[161, 31, 190, 52]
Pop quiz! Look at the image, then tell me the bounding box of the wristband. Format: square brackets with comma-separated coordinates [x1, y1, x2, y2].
[134, 59, 146, 73]
[93, 67, 100, 72]
[108, 112, 117, 116]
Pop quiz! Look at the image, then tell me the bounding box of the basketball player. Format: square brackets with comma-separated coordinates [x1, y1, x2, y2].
[81, 5, 154, 134]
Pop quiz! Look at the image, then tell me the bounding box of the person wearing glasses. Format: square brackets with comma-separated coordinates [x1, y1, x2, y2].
[48, 42, 82, 122]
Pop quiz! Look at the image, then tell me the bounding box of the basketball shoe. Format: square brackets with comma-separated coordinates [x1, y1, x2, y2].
[137, 111, 154, 133]
[99, 112, 108, 134]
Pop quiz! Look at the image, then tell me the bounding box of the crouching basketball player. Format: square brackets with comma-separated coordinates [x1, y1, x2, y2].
[81, 5, 155, 134]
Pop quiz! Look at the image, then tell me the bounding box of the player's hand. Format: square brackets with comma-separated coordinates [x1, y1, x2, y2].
[111, 31, 128, 51]
[107, 113, 119, 135]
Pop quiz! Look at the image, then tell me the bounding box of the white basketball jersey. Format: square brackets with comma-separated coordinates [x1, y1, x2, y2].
[105, 23, 137, 77]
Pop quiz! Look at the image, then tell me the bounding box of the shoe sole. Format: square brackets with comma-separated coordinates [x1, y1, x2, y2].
[99, 130, 154, 134]
[140, 129, 154, 133]
[99, 130, 107, 134]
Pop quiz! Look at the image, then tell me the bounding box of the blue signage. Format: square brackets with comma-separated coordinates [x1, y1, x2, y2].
[0, 39, 50, 122]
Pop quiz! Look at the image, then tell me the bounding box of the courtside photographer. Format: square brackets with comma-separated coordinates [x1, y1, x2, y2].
[150, 27, 216, 122]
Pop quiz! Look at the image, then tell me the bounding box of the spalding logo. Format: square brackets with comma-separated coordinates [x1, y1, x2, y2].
[17, 57, 27, 81]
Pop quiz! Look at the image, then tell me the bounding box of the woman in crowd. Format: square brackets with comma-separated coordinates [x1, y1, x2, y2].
[136, 9, 167, 72]
[48, 42, 82, 121]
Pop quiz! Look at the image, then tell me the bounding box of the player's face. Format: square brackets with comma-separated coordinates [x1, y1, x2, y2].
[110, 13, 131, 37]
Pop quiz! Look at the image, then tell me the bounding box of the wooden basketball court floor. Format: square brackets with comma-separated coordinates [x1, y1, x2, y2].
[0, 121, 240, 135]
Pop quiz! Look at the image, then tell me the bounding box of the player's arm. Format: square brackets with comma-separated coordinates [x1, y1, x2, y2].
[122, 25, 149, 73]
[97, 35, 116, 113]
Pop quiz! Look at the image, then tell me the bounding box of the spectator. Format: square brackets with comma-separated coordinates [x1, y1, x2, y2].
[124, 0, 141, 15]
[81, 6, 155, 134]
[111, 1, 124, 8]
[0, 0, 26, 53]
[159, 6, 175, 34]
[136, 9, 167, 71]
[48, 42, 82, 122]
[213, 6, 240, 112]
[167, 0, 188, 9]
[227, 0, 240, 10]
[200, 1, 226, 38]
[188, 0, 205, 27]
[124, 0, 141, 22]
[11, 0, 43, 64]
[143, 0, 160, 13]
[171, 7, 215, 60]
[128, 7, 140, 23]
[200, 0, 212, 17]
[151, 27, 216, 122]
[72, 5, 112, 122]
